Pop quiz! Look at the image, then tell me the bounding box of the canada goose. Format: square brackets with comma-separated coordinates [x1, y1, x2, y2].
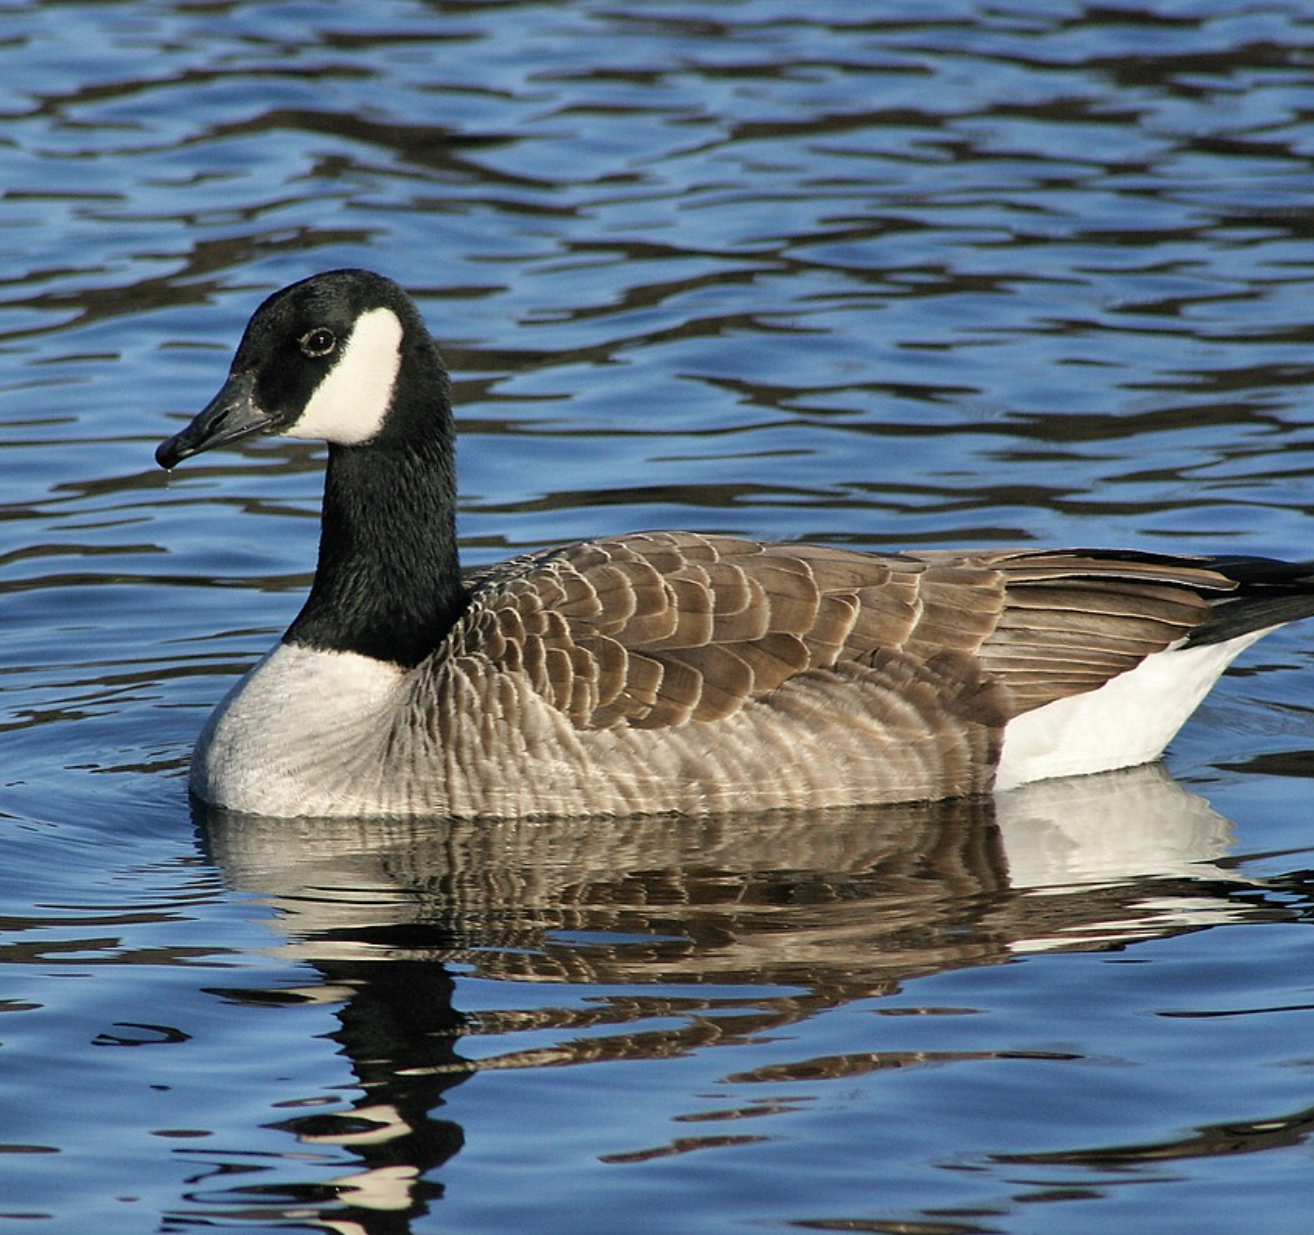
[156, 269, 1314, 818]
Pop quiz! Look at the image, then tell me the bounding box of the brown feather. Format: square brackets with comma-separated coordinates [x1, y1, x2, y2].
[455, 534, 1246, 738]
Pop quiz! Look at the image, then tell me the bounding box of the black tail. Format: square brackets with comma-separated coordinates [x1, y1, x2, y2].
[1189, 555, 1314, 646]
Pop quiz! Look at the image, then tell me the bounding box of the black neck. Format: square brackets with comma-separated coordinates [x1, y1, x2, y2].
[285, 428, 467, 668]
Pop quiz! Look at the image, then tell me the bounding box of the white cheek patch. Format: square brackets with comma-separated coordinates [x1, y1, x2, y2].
[284, 306, 404, 445]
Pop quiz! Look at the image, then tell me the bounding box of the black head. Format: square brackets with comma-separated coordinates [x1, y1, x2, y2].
[156, 269, 447, 468]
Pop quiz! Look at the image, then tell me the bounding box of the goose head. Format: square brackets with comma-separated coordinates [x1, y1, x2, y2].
[156, 269, 446, 468]
[155, 270, 464, 669]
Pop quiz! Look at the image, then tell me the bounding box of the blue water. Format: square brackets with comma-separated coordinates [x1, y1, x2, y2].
[5, 2, 1314, 1231]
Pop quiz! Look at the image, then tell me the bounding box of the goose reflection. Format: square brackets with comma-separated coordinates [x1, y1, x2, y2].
[191, 765, 1250, 1231]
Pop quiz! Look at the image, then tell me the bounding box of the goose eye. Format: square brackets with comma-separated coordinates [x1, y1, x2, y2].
[299, 327, 337, 358]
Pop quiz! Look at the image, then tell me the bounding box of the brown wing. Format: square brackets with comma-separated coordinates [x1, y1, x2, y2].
[454, 533, 1238, 729]
[958, 549, 1232, 712]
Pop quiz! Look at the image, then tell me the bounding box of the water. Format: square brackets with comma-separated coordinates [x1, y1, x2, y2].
[4, 1, 1314, 1230]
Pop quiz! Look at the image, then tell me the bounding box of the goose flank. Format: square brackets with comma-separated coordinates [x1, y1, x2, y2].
[155, 269, 1314, 818]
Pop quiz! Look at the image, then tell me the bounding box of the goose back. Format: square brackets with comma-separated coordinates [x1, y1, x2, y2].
[322, 532, 1245, 818]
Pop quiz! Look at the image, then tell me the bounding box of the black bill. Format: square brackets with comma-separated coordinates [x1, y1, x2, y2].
[155, 371, 271, 469]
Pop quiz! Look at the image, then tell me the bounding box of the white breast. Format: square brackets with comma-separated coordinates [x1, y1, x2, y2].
[995, 629, 1269, 791]
[191, 642, 406, 815]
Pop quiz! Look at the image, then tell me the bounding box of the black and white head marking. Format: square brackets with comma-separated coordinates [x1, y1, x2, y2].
[155, 270, 430, 468]
[282, 304, 404, 446]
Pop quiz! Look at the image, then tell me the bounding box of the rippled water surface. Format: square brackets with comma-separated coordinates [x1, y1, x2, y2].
[6, 2, 1314, 1231]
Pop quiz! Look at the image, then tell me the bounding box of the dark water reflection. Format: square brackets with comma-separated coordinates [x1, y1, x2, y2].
[7, 1, 1314, 1232]
[184, 766, 1290, 1231]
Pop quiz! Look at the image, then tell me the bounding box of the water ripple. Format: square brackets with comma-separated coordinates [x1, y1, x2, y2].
[5, 3, 1314, 1232]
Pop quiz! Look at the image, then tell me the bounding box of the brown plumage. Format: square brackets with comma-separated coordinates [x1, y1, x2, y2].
[454, 533, 1226, 728]
[376, 531, 1247, 817]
